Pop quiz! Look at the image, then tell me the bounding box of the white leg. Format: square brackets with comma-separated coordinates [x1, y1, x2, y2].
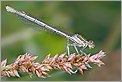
[79, 45, 87, 55]
[80, 49, 87, 55]
[73, 43, 79, 54]
[66, 39, 70, 55]
[67, 43, 79, 55]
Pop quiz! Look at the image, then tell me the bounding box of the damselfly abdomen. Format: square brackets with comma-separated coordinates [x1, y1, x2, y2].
[6, 6, 95, 55]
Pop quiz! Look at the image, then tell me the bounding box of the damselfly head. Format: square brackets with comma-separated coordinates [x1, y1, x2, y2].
[88, 40, 95, 49]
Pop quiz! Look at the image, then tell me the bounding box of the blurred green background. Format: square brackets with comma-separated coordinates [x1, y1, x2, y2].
[1, 1, 121, 81]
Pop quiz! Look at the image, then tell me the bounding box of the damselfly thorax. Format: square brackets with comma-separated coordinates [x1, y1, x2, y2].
[6, 6, 95, 55]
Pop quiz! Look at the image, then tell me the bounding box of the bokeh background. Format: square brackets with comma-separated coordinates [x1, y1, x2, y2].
[1, 1, 121, 81]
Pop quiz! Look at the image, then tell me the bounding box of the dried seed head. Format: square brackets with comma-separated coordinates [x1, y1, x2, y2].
[1, 50, 105, 78]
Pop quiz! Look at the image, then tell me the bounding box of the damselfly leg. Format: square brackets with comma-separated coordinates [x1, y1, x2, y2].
[77, 44, 87, 55]
[73, 43, 79, 54]
[66, 38, 87, 55]
[66, 39, 70, 55]
[80, 48, 87, 55]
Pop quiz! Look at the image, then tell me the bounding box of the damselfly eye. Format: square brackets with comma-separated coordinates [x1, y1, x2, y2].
[88, 40, 95, 49]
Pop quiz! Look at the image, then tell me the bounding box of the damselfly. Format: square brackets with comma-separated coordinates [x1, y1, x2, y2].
[5, 6, 95, 55]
